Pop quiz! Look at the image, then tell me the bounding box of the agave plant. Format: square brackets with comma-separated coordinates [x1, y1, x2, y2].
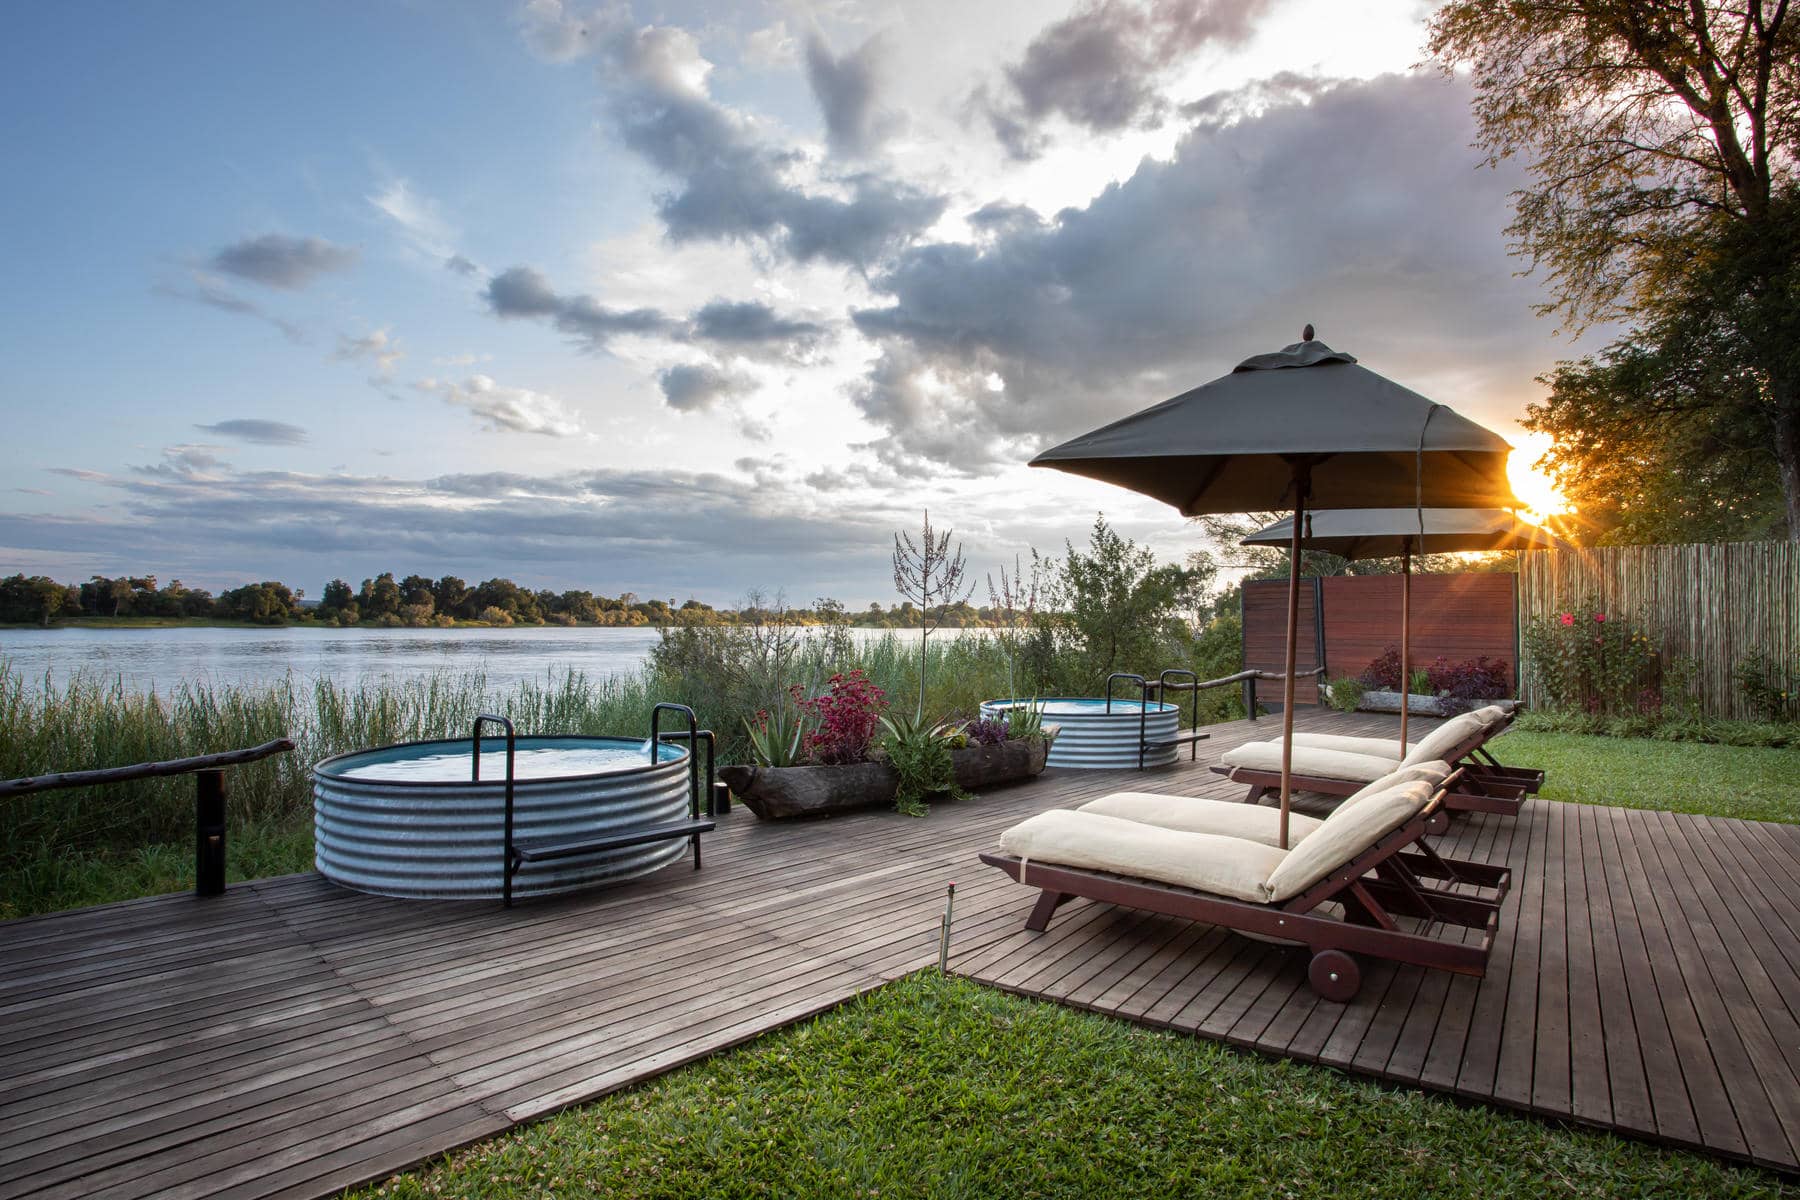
[743, 701, 809, 768]
[1001, 700, 1044, 741]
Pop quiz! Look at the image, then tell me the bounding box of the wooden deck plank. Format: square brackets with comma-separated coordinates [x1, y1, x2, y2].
[5, 707, 1798, 1199]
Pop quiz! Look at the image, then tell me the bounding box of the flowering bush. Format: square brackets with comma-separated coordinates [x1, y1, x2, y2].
[792, 670, 889, 764]
[1522, 610, 1658, 716]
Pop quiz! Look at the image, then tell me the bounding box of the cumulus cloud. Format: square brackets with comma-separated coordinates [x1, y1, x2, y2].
[334, 328, 404, 376]
[978, 0, 1275, 158]
[850, 72, 1552, 475]
[484, 266, 676, 350]
[415, 374, 587, 437]
[521, 13, 943, 267]
[210, 234, 359, 290]
[656, 362, 754, 412]
[482, 266, 828, 359]
[194, 419, 309, 446]
[804, 32, 896, 157]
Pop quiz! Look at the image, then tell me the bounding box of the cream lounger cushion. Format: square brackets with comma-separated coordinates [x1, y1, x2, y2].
[997, 810, 1284, 902]
[1220, 741, 1397, 782]
[1080, 761, 1451, 845]
[1400, 712, 1487, 767]
[1264, 779, 1435, 902]
[1289, 732, 1408, 759]
[1290, 706, 1510, 759]
[1078, 792, 1327, 845]
[1000, 780, 1434, 905]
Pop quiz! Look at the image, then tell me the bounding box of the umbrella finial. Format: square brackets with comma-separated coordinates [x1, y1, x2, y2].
[1302, 323, 1315, 342]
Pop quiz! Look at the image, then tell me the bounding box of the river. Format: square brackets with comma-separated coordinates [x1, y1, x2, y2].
[0, 624, 926, 693]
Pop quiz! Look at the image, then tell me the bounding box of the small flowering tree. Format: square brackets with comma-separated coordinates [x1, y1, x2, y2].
[892, 512, 973, 720]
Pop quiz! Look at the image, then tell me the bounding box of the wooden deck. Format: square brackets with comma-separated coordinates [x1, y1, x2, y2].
[2, 709, 1797, 1198]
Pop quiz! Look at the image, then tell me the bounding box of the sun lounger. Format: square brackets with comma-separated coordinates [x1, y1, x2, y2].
[1284, 705, 1543, 794]
[1212, 710, 1531, 815]
[980, 776, 1510, 1000]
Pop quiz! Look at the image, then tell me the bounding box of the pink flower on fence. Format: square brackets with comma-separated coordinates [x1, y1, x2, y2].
[1559, 612, 1575, 626]
[1594, 612, 1607, 623]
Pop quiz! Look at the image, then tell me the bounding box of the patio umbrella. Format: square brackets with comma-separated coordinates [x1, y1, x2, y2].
[1242, 508, 1571, 753]
[1031, 328, 1515, 848]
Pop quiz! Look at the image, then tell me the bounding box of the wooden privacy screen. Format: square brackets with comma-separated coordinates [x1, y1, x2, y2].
[1242, 573, 1519, 706]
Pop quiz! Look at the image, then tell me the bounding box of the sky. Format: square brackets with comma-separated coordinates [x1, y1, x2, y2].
[0, 0, 1592, 607]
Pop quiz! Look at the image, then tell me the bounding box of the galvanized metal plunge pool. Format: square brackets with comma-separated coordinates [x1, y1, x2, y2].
[313, 731, 697, 900]
[979, 697, 1181, 769]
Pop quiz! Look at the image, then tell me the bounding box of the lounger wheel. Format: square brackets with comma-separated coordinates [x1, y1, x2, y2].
[1308, 949, 1361, 1001]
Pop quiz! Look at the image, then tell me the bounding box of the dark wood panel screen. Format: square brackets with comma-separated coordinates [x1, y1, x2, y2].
[1242, 574, 1518, 708]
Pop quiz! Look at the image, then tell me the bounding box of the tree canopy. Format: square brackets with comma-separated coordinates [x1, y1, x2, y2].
[1430, 0, 1800, 540]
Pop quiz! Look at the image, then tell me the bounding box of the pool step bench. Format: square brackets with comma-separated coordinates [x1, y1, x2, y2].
[1143, 731, 1211, 755]
[511, 817, 716, 873]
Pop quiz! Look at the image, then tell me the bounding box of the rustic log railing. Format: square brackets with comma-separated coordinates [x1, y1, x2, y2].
[0, 738, 296, 898]
[1163, 667, 1327, 718]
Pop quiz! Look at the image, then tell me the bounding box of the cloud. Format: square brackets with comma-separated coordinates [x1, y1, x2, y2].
[415, 374, 587, 437]
[369, 179, 456, 260]
[194, 419, 309, 446]
[482, 266, 828, 358]
[445, 254, 480, 276]
[154, 271, 306, 342]
[517, 0, 600, 63]
[979, 0, 1276, 158]
[804, 33, 896, 157]
[210, 234, 358, 290]
[523, 14, 943, 267]
[334, 328, 404, 376]
[656, 362, 754, 412]
[134, 444, 229, 480]
[0, 459, 895, 600]
[689, 299, 827, 356]
[849, 72, 1552, 476]
[484, 266, 678, 350]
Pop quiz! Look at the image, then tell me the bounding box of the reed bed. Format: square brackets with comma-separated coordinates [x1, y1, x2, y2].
[0, 624, 1227, 916]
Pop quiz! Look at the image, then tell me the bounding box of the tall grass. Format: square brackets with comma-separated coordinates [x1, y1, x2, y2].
[0, 622, 1238, 916]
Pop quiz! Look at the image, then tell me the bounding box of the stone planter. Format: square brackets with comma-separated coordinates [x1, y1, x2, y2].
[720, 732, 1056, 821]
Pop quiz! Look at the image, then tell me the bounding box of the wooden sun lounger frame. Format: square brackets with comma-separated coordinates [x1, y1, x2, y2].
[979, 789, 1511, 1002]
[1211, 712, 1542, 816]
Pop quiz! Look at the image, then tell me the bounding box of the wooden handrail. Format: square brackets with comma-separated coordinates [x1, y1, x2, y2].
[0, 738, 295, 798]
[1156, 668, 1325, 692]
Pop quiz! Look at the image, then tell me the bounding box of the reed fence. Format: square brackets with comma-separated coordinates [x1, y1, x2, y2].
[1518, 541, 1800, 719]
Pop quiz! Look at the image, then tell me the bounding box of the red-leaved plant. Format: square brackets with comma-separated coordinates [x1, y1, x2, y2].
[792, 670, 889, 764]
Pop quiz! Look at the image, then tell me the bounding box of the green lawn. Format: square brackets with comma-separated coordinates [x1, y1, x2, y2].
[349, 973, 1790, 1200]
[1497, 731, 1800, 824]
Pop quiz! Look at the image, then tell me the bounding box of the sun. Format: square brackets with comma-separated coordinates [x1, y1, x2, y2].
[1507, 432, 1571, 526]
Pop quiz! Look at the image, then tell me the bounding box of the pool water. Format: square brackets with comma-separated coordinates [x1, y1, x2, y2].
[341, 744, 660, 782]
[1014, 698, 1177, 716]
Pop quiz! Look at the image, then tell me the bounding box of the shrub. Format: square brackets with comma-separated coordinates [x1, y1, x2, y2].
[1358, 648, 1404, 691]
[1425, 655, 1511, 714]
[878, 711, 969, 817]
[478, 605, 514, 626]
[961, 716, 1011, 746]
[1322, 677, 1363, 714]
[1521, 611, 1657, 716]
[793, 670, 888, 765]
[1734, 652, 1800, 723]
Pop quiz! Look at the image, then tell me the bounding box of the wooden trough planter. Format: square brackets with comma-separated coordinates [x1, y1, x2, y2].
[720, 732, 1055, 820]
[1356, 688, 1453, 717]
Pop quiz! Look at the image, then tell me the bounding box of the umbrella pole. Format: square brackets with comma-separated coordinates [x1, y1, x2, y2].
[1399, 538, 1411, 755]
[1278, 473, 1309, 850]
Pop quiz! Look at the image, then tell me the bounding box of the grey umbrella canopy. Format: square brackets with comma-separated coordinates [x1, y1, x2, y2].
[1244, 509, 1571, 751]
[1032, 339, 1515, 516]
[1033, 332, 1516, 848]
